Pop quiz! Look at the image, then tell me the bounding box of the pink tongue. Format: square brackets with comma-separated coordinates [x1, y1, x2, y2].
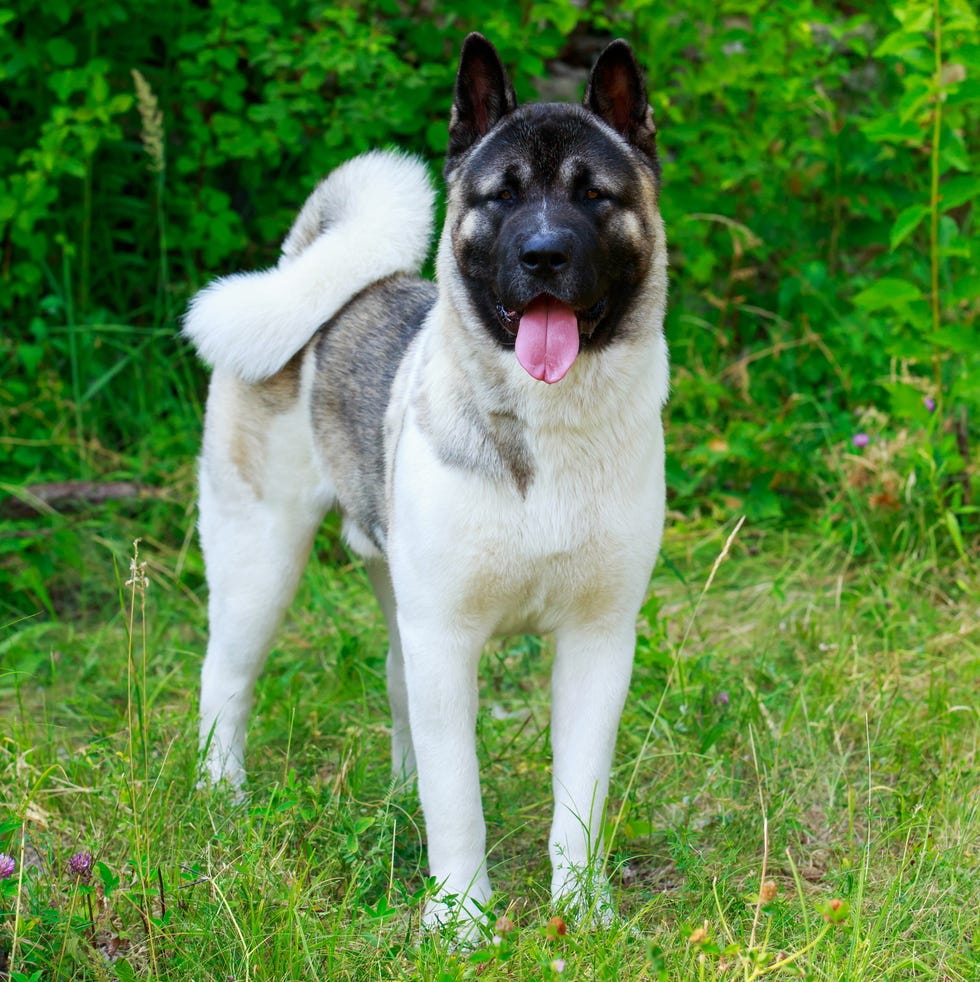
[514, 296, 580, 384]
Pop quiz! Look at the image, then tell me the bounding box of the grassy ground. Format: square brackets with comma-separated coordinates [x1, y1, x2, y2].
[1, 495, 979, 979]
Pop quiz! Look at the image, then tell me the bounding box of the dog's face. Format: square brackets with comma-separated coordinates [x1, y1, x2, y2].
[444, 34, 662, 383]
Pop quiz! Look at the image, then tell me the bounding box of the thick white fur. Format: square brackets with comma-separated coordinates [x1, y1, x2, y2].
[183, 151, 434, 382]
[385, 222, 668, 933]
[193, 152, 668, 941]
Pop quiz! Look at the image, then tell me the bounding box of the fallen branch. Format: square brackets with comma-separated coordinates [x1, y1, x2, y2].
[0, 481, 168, 519]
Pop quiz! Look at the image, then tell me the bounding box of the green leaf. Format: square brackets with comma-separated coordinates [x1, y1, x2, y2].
[90, 72, 109, 103]
[946, 0, 977, 32]
[948, 76, 980, 108]
[950, 273, 980, 303]
[16, 343, 43, 374]
[941, 129, 971, 172]
[927, 325, 980, 355]
[530, 0, 582, 34]
[884, 381, 932, 421]
[45, 37, 76, 66]
[97, 861, 119, 896]
[890, 205, 929, 250]
[884, 334, 936, 360]
[945, 511, 967, 563]
[861, 115, 921, 143]
[940, 174, 980, 210]
[852, 278, 924, 310]
[896, 5, 934, 32]
[874, 32, 924, 59]
[108, 94, 135, 115]
[113, 959, 137, 982]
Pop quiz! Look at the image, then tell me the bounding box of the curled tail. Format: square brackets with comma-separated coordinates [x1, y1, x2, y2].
[183, 151, 435, 383]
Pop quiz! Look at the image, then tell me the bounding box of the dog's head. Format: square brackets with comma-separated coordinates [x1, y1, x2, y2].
[443, 33, 663, 384]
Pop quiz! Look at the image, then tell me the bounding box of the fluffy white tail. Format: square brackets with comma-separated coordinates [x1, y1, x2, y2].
[183, 151, 435, 382]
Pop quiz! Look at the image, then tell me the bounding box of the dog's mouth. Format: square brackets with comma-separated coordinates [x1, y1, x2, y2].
[494, 295, 607, 384]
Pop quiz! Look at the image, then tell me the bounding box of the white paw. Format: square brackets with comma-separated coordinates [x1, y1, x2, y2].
[551, 864, 616, 928]
[197, 750, 247, 803]
[422, 891, 491, 947]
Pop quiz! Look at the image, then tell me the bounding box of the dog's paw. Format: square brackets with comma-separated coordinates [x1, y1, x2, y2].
[196, 756, 248, 805]
[196, 777, 248, 807]
[551, 864, 617, 929]
[422, 890, 492, 948]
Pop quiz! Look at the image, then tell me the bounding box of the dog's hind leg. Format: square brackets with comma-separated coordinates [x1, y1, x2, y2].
[365, 560, 415, 782]
[196, 375, 330, 789]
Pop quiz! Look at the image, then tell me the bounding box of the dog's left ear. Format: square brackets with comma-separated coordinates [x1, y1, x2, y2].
[585, 40, 660, 177]
[446, 33, 517, 176]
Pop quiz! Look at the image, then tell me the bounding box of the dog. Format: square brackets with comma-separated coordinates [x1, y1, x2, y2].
[184, 33, 668, 936]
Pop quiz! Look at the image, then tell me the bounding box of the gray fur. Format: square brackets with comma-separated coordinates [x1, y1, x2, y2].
[414, 389, 534, 497]
[310, 276, 437, 551]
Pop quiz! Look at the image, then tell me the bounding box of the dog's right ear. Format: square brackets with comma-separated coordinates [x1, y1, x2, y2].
[446, 34, 517, 176]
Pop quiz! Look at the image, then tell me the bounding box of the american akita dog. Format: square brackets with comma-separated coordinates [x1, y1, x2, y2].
[184, 33, 668, 934]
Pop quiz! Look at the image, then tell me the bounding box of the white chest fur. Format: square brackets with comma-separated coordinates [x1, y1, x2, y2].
[385, 323, 668, 638]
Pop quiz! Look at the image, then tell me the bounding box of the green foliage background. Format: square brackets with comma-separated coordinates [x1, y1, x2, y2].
[1, 5, 979, 978]
[1, 0, 978, 614]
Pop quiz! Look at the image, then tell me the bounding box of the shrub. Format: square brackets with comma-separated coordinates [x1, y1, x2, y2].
[1, 0, 976, 552]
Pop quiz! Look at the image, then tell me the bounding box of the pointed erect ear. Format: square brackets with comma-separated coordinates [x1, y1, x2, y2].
[584, 40, 660, 177]
[446, 33, 517, 174]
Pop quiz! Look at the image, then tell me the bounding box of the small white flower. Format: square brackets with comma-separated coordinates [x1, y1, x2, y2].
[125, 539, 149, 590]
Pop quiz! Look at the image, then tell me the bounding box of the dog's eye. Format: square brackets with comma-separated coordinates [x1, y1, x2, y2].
[584, 187, 603, 201]
[497, 189, 514, 202]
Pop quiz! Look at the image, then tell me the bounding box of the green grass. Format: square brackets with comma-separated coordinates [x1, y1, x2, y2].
[1, 497, 979, 979]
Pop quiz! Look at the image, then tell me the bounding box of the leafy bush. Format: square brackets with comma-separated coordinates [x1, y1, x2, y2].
[626, 0, 978, 537]
[1, 2, 582, 482]
[1, 0, 977, 585]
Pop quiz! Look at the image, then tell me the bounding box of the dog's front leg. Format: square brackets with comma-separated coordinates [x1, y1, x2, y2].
[399, 616, 490, 939]
[548, 622, 636, 921]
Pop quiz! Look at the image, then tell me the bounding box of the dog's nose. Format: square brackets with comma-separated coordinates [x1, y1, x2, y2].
[519, 232, 571, 275]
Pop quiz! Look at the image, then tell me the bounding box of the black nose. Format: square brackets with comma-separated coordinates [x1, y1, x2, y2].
[519, 232, 571, 275]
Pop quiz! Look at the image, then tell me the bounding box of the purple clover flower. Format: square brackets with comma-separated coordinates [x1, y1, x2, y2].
[0, 853, 15, 880]
[923, 396, 936, 412]
[852, 432, 871, 449]
[68, 851, 93, 878]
